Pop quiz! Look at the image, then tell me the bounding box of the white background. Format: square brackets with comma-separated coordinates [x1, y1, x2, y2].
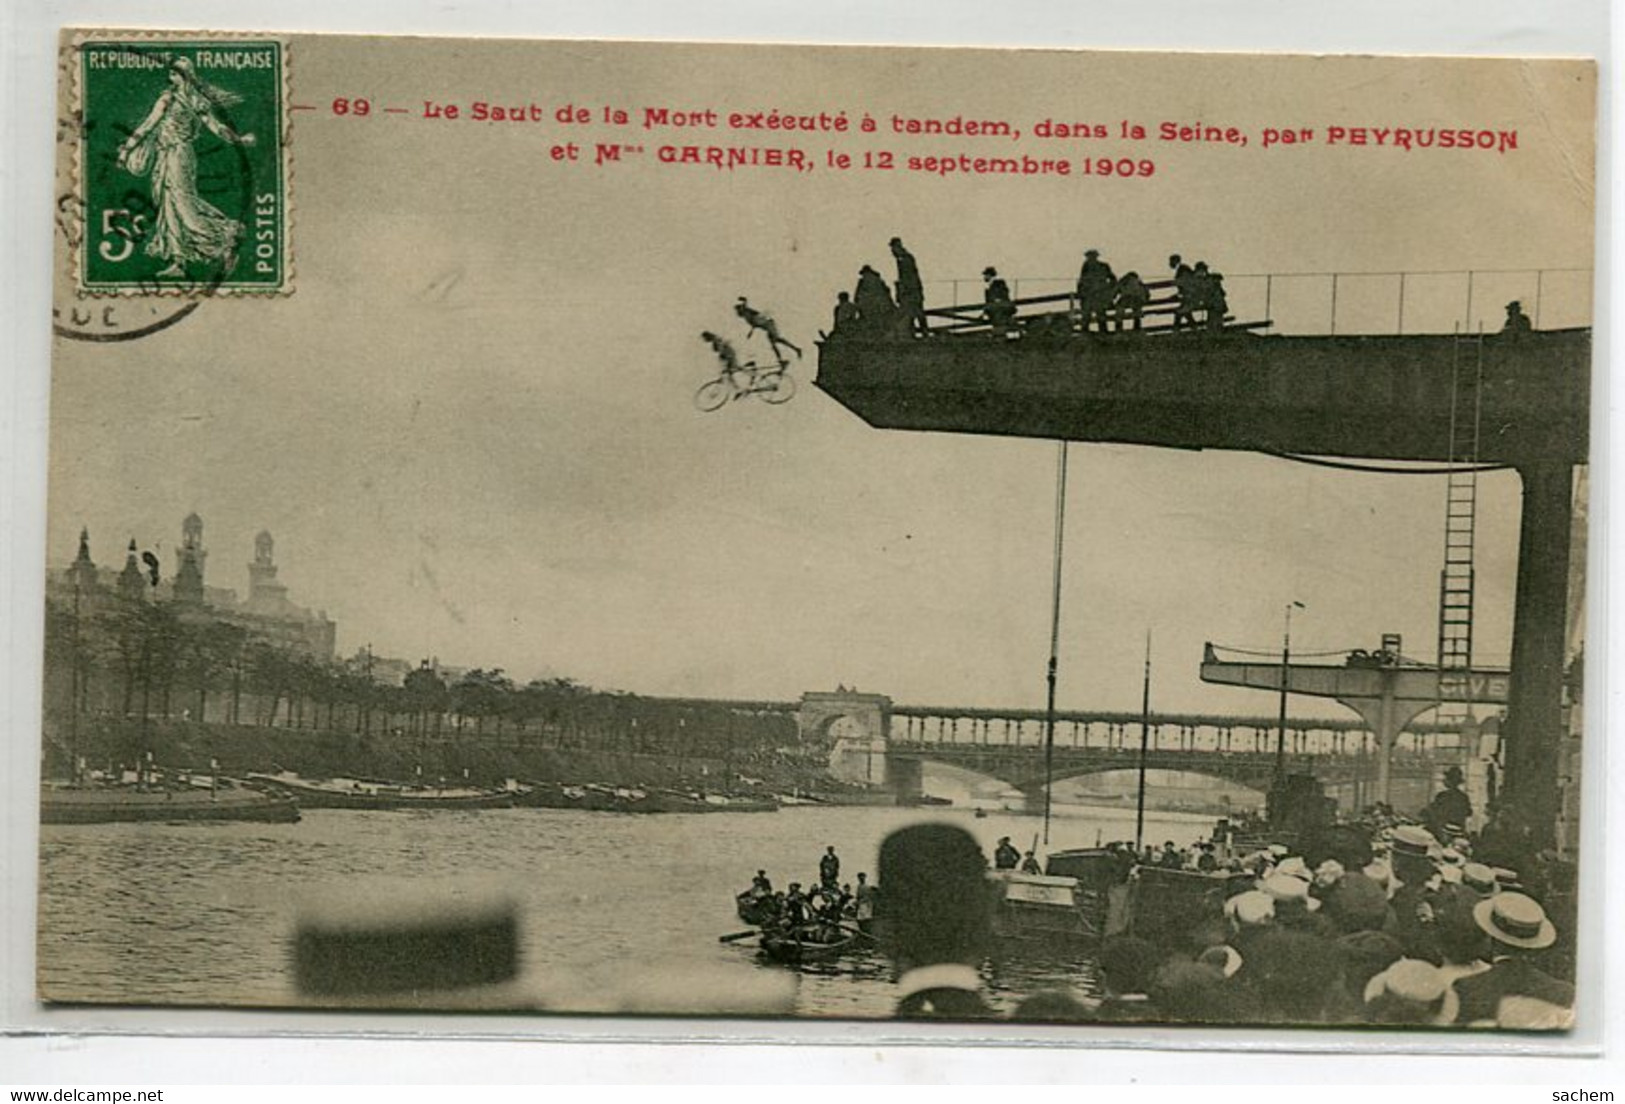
[0, 0, 1616, 1086]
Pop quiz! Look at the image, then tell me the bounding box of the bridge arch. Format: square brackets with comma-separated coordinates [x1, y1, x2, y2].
[1023, 762, 1275, 795]
[801, 690, 894, 786]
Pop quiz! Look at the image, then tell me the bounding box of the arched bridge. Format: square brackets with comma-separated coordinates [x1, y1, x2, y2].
[804, 690, 1467, 805]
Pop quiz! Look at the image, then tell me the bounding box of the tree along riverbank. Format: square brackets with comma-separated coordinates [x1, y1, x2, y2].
[42, 716, 874, 799]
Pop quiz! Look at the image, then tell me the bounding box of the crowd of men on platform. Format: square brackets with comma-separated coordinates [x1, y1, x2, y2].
[829, 240, 1233, 340]
[884, 767, 1573, 1030]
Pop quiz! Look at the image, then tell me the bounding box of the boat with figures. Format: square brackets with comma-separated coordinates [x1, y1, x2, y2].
[988, 846, 1134, 944]
[246, 771, 514, 811]
[736, 889, 779, 927]
[41, 776, 300, 825]
[757, 923, 866, 965]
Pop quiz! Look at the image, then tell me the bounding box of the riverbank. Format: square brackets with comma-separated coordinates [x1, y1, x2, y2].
[44, 717, 872, 800]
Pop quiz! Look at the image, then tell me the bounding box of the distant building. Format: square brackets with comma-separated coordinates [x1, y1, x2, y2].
[50, 515, 337, 659]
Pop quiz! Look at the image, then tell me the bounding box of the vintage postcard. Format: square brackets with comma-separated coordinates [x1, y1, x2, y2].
[40, 31, 1594, 1031]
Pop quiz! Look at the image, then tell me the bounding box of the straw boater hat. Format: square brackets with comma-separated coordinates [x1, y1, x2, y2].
[1461, 863, 1499, 896]
[1389, 825, 1437, 858]
[1495, 995, 1575, 1031]
[1473, 892, 1557, 950]
[1363, 958, 1460, 1026]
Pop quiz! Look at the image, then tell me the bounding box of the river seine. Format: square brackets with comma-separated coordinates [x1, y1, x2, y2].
[38, 803, 1219, 1019]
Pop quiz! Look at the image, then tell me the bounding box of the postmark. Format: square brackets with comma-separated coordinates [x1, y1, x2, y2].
[71, 34, 289, 297]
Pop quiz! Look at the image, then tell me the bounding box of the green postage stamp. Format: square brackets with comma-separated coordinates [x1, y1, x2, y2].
[74, 35, 289, 293]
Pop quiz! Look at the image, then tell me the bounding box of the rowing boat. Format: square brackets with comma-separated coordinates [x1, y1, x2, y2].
[41, 780, 300, 825]
[756, 924, 864, 965]
[246, 772, 514, 811]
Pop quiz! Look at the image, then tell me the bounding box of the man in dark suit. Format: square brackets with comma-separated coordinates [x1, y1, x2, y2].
[982, 267, 1015, 335]
[1452, 892, 1573, 1027]
[890, 237, 927, 337]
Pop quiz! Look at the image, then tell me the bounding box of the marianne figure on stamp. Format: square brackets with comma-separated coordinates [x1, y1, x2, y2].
[115, 58, 255, 278]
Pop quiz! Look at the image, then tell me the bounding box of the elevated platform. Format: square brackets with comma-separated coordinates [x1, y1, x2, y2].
[812, 271, 1589, 847]
[815, 327, 1590, 465]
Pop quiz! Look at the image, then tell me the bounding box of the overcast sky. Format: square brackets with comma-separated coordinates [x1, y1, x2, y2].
[48, 39, 1594, 717]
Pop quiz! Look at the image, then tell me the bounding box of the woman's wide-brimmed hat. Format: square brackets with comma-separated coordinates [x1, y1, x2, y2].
[1473, 892, 1557, 950]
[1275, 856, 1312, 883]
[1259, 873, 1321, 911]
[1224, 890, 1276, 928]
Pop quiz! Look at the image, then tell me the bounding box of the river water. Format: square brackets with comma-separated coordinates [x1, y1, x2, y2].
[37, 803, 1219, 1019]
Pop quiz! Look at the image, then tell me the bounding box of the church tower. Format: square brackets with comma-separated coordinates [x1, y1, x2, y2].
[246, 529, 290, 611]
[117, 538, 146, 601]
[67, 527, 98, 593]
[173, 512, 207, 605]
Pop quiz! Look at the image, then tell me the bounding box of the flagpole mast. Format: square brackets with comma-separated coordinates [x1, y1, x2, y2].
[1042, 440, 1069, 847]
[1135, 629, 1152, 853]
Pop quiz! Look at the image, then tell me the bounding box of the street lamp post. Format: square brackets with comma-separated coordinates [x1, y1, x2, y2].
[1274, 601, 1305, 785]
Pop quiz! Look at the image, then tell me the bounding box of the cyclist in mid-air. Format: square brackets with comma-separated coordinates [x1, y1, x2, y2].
[695, 327, 795, 411]
[734, 297, 803, 363]
[701, 330, 749, 382]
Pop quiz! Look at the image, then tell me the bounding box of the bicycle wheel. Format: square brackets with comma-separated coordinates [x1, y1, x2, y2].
[694, 378, 731, 413]
[758, 372, 796, 405]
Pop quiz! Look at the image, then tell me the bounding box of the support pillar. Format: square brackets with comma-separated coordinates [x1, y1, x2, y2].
[1501, 462, 1574, 852]
[889, 756, 924, 804]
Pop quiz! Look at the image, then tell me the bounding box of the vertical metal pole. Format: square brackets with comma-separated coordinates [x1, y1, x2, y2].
[1465, 271, 1475, 329]
[1329, 275, 1339, 335]
[70, 575, 82, 784]
[1134, 630, 1152, 853]
[1042, 440, 1069, 846]
[1264, 275, 1273, 323]
[1397, 273, 1406, 335]
[1534, 270, 1544, 329]
[1275, 602, 1302, 785]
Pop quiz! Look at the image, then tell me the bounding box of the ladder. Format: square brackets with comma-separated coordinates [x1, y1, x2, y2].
[1436, 325, 1483, 727]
